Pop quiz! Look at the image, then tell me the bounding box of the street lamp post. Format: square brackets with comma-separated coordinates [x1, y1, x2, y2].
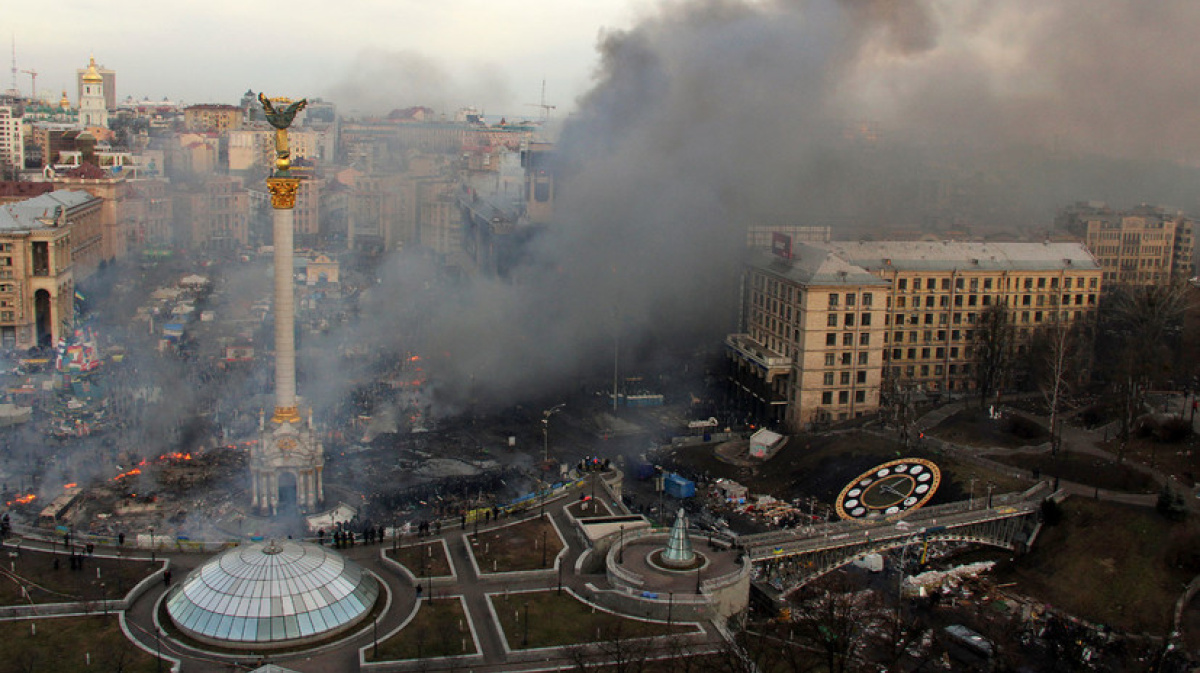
[541, 404, 564, 465]
[541, 529, 548, 568]
[617, 525, 624, 563]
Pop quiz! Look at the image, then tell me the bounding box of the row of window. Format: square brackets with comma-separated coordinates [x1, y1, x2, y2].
[821, 390, 867, 405]
[888, 347, 962, 361]
[893, 293, 1093, 309]
[822, 370, 869, 385]
[896, 276, 1098, 292]
[826, 312, 873, 327]
[827, 293, 873, 308]
[823, 352, 870, 366]
[826, 332, 870, 347]
[890, 364, 970, 378]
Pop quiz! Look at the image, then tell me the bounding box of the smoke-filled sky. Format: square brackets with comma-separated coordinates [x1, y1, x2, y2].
[9, 0, 637, 115]
[355, 0, 1200, 410]
[20, 0, 1200, 414]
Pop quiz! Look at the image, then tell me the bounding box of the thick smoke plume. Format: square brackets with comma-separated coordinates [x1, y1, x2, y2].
[352, 0, 1200, 413]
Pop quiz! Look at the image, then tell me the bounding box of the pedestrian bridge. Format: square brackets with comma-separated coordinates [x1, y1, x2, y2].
[739, 482, 1054, 591]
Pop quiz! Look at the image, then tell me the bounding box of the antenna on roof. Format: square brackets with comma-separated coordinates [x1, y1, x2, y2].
[524, 79, 556, 121]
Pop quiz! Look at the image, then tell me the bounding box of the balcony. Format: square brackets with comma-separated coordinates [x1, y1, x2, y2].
[725, 334, 792, 382]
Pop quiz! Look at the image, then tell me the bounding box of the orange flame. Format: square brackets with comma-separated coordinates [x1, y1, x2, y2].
[6, 494, 36, 506]
[113, 468, 142, 481]
[63, 483, 77, 489]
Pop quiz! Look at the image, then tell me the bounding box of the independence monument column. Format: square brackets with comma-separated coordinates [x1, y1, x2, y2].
[249, 93, 324, 516]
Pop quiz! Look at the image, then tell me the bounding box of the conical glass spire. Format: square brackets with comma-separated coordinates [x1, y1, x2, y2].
[661, 508, 696, 568]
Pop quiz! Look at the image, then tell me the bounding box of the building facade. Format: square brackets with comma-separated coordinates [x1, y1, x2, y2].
[0, 107, 24, 176]
[728, 240, 1103, 432]
[78, 58, 109, 130]
[1071, 204, 1195, 287]
[174, 176, 250, 250]
[825, 241, 1102, 396]
[76, 61, 116, 112]
[183, 104, 243, 132]
[727, 245, 889, 430]
[0, 191, 89, 349]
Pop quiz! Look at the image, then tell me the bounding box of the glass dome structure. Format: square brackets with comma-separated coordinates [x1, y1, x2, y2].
[166, 539, 379, 649]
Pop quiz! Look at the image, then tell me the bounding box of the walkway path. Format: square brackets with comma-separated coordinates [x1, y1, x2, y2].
[111, 472, 726, 672]
[910, 396, 1186, 509]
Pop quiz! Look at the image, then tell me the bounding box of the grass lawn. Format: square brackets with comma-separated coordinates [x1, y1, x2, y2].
[990, 451, 1158, 493]
[0, 549, 160, 606]
[993, 498, 1199, 634]
[0, 616, 165, 672]
[1102, 435, 1200, 489]
[366, 596, 474, 661]
[663, 428, 1030, 511]
[491, 590, 696, 650]
[386, 541, 452, 578]
[468, 516, 562, 573]
[930, 408, 1050, 449]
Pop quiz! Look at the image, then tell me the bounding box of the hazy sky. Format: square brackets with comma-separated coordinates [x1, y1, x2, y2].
[8, 0, 639, 116]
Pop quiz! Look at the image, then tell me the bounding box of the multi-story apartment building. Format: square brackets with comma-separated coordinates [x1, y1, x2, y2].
[173, 176, 249, 250]
[0, 107, 24, 177]
[825, 241, 1102, 395]
[727, 244, 889, 430]
[0, 191, 87, 349]
[52, 163, 131, 275]
[125, 179, 173, 249]
[728, 240, 1102, 432]
[1066, 203, 1195, 287]
[183, 104, 243, 133]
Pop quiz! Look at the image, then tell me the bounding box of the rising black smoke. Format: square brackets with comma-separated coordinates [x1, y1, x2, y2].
[352, 0, 1200, 413]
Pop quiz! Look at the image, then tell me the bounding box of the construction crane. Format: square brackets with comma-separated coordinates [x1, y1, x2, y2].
[524, 79, 556, 121]
[20, 68, 36, 99]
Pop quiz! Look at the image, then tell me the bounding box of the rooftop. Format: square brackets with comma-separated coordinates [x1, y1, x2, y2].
[0, 191, 97, 232]
[750, 243, 889, 286]
[820, 240, 1101, 273]
[166, 539, 379, 648]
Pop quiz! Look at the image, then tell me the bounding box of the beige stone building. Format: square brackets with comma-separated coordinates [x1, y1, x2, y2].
[51, 164, 129, 274]
[183, 104, 243, 132]
[728, 240, 1102, 432]
[727, 245, 889, 430]
[174, 176, 249, 250]
[0, 191, 90, 348]
[825, 241, 1102, 395]
[1070, 204, 1195, 287]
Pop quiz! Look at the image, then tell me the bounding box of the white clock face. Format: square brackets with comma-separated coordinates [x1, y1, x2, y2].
[835, 458, 941, 521]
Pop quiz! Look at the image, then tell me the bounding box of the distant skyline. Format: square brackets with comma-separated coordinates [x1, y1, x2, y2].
[7, 0, 640, 117]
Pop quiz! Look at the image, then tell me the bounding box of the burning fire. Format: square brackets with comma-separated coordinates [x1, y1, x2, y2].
[160, 452, 193, 461]
[63, 483, 77, 489]
[113, 468, 142, 481]
[6, 494, 36, 506]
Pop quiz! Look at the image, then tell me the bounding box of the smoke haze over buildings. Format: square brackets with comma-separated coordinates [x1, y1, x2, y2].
[331, 0, 1200, 415]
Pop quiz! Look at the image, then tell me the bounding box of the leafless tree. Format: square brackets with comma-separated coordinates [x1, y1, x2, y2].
[785, 575, 889, 673]
[1098, 282, 1193, 459]
[1029, 320, 1088, 453]
[973, 302, 1013, 408]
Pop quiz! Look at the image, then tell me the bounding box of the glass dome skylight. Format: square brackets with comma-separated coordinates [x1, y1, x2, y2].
[166, 539, 379, 649]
